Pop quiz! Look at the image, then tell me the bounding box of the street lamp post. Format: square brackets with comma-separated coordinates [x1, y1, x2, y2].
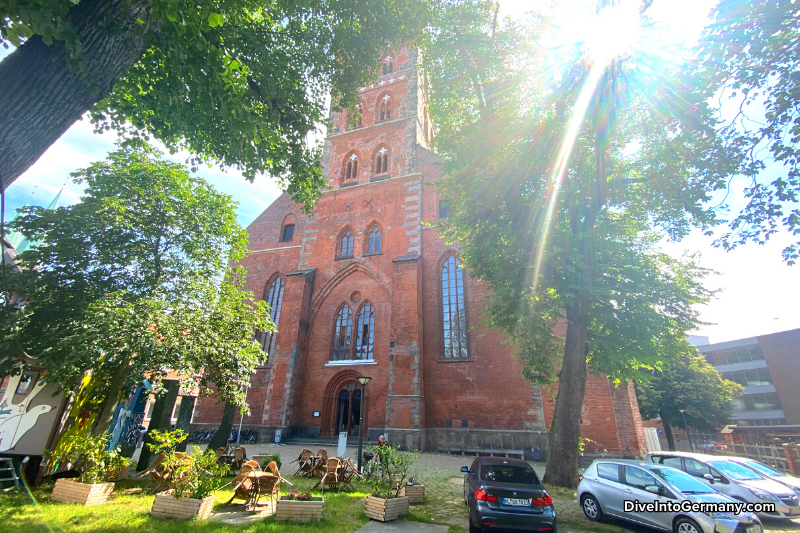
[356, 376, 372, 473]
[679, 409, 694, 452]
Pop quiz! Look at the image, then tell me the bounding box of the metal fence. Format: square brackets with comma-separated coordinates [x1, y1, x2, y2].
[700, 443, 798, 474]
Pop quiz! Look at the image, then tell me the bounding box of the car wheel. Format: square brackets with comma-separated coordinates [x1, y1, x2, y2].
[581, 494, 604, 522]
[464, 484, 469, 506]
[674, 517, 704, 533]
[468, 512, 481, 533]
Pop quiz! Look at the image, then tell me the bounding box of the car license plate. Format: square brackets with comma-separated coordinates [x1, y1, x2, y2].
[503, 498, 530, 506]
[747, 526, 762, 533]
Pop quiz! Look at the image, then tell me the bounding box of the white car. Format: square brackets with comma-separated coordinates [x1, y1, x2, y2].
[726, 457, 800, 497]
[647, 452, 800, 519]
[577, 459, 762, 533]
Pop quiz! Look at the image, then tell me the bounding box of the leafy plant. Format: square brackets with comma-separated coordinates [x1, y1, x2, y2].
[364, 443, 418, 498]
[260, 453, 281, 470]
[147, 429, 227, 499]
[44, 434, 132, 484]
[281, 490, 314, 501]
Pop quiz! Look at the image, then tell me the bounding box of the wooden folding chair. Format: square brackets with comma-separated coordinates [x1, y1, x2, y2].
[226, 464, 256, 506]
[250, 473, 280, 510]
[311, 448, 328, 479]
[293, 448, 314, 477]
[243, 460, 260, 470]
[318, 457, 343, 493]
[232, 446, 248, 469]
[341, 458, 363, 491]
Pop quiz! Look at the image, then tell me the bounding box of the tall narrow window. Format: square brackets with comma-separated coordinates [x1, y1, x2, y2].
[441, 256, 468, 358]
[378, 94, 391, 122]
[332, 305, 353, 361]
[375, 147, 388, 175]
[344, 153, 358, 181]
[355, 302, 375, 360]
[258, 276, 285, 357]
[339, 229, 354, 257]
[367, 226, 381, 253]
[281, 224, 295, 242]
[439, 201, 450, 218]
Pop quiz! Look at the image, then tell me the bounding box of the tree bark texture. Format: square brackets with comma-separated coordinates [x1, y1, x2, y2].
[663, 422, 676, 451]
[136, 379, 180, 472]
[0, 0, 152, 191]
[206, 401, 237, 452]
[92, 356, 131, 436]
[542, 298, 590, 488]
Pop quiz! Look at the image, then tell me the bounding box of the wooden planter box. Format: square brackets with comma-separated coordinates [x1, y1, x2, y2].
[275, 497, 324, 522]
[365, 495, 409, 522]
[51, 478, 115, 506]
[399, 484, 425, 503]
[150, 491, 215, 520]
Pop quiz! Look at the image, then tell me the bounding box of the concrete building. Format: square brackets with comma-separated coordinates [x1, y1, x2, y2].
[698, 328, 800, 427]
[190, 48, 647, 458]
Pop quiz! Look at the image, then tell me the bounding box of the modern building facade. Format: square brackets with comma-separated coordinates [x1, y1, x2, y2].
[190, 48, 647, 458]
[698, 328, 800, 427]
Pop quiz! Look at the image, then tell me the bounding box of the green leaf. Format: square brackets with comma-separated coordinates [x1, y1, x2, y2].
[207, 13, 224, 28]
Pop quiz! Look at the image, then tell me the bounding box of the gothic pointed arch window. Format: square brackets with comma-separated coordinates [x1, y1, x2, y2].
[367, 224, 381, 253]
[257, 275, 285, 359]
[338, 228, 354, 258]
[374, 146, 389, 175]
[331, 304, 353, 361]
[377, 93, 392, 122]
[355, 302, 375, 360]
[441, 255, 468, 358]
[343, 152, 359, 182]
[382, 56, 393, 75]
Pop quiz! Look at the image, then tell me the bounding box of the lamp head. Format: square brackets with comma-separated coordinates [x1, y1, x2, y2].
[357, 376, 372, 386]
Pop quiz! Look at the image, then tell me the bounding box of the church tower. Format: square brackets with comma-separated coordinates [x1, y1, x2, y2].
[190, 47, 648, 459]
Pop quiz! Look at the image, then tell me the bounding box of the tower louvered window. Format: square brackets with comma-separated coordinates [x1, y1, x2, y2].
[355, 302, 375, 360]
[441, 256, 468, 358]
[378, 95, 391, 122]
[345, 154, 358, 181]
[332, 305, 353, 361]
[257, 276, 285, 360]
[375, 147, 388, 175]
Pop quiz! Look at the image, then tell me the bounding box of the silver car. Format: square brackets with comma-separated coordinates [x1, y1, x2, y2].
[727, 457, 800, 497]
[647, 452, 800, 519]
[577, 459, 762, 533]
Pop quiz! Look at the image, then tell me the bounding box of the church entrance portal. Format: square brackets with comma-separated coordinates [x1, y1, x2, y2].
[335, 384, 362, 436]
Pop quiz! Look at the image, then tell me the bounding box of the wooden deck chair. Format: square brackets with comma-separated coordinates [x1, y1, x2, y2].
[226, 464, 256, 505]
[293, 448, 314, 476]
[243, 460, 260, 470]
[250, 473, 280, 510]
[232, 446, 248, 469]
[320, 457, 342, 493]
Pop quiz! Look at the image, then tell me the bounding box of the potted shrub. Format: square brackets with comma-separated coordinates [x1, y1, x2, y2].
[364, 444, 417, 522]
[147, 430, 228, 520]
[399, 473, 425, 503]
[47, 434, 133, 506]
[275, 490, 324, 522]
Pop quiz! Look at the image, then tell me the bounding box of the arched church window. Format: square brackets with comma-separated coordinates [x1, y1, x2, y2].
[367, 225, 381, 253]
[441, 255, 468, 358]
[378, 94, 391, 122]
[332, 305, 353, 361]
[374, 146, 388, 175]
[339, 229, 354, 258]
[257, 276, 285, 359]
[344, 152, 358, 181]
[382, 60, 393, 75]
[355, 302, 375, 360]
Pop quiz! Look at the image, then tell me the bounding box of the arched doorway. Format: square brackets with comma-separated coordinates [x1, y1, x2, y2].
[321, 370, 369, 437]
[335, 384, 362, 436]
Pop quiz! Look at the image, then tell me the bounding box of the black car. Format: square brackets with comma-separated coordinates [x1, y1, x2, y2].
[462, 457, 556, 533]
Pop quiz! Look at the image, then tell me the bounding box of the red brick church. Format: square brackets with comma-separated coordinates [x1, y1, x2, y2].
[191, 48, 647, 459]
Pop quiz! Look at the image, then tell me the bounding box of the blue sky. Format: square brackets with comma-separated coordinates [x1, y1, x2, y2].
[2, 0, 799, 343]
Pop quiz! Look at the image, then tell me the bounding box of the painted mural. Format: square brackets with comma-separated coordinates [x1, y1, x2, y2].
[0, 373, 57, 452]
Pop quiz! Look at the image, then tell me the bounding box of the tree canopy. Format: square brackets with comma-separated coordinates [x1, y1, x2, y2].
[0, 144, 271, 434]
[0, 0, 431, 204]
[424, 0, 734, 486]
[697, 0, 800, 264]
[636, 350, 742, 451]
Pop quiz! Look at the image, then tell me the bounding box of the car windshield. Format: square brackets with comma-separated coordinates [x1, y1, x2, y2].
[743, 460, 783, 477]
[481, 465, 540, 485]
[651, 468, 714, 494]
[709, 461, 761, 481]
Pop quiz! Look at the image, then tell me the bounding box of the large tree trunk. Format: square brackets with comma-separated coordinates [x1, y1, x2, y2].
[663, 422, 677, 451]
[93, 356, 131, 436]
[0, 0, 152, 191]
[207, 401, 237, 452]
[542, 297, 590, 488]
